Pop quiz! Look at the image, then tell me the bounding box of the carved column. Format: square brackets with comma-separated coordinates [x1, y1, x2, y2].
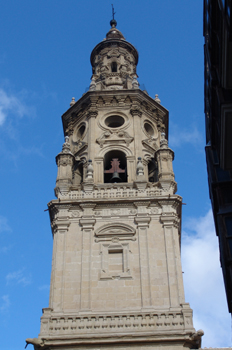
[130, 105, 142, 160]
[79, 203, 96, 310]
[95, 156, 104, 183]
[135, 202, 151, 309]
[126, 155, 136, 182]
[87, 108, 98, 167]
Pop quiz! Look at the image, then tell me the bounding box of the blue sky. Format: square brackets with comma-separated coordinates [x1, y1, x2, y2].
[0, 1, 231, 349]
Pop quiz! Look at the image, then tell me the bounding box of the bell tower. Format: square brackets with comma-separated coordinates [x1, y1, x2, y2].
[27, 20, 203, 350]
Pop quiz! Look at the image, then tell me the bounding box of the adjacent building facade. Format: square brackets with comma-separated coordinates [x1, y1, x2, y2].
[26, 20, 204, 349]
[204, 0, 232, 313]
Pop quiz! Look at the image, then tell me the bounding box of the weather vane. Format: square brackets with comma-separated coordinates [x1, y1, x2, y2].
[111, 4, 116, 20]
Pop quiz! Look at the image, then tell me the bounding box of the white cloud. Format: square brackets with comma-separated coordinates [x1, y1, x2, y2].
[39, 285, 50, 291]
[0, 215, 11, 233]
[0, 295, 10, 313]
[0, 88, 34, 126]
[6, 269, 31, 287]
[0, 246, 11, 254]
[182, 209, 231, 347]
[169, 123, 203, 149]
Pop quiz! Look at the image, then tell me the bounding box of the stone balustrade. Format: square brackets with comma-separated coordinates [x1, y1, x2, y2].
[60, 185, 163, 200]
[40, 311, 187, 337]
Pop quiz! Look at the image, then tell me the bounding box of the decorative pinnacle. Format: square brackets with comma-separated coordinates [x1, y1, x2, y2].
[62, 136, 71, 153]
[160, 132, 168, 149]
[110, 4, 117, 27]
[155, 94, 161, 104]
[70, 97, 75, 107]
[137, 157, 144, 176]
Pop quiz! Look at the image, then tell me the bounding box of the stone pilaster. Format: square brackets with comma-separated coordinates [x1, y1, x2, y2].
[79, 203, 96, 311]
[49, 208, 71, 312]
[135, 202, 151, 309]
[160, 208, 185, 309]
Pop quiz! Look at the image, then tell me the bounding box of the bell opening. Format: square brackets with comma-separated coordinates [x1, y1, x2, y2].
[104, 150, 127, 183]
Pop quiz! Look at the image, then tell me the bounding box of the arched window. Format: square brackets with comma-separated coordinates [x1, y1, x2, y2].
[148, 158, 158, 183]
[104, 150, 127, 183]
[73, 161, 83, 185]
[111, 62, 117, 72]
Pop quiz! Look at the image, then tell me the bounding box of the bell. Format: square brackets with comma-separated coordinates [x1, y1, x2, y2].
[110, 171, 122, 183]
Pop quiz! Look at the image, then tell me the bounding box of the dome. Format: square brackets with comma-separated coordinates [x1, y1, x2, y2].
[106, 22, 125, 40]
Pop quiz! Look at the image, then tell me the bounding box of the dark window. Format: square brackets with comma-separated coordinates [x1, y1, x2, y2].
[104, 150, 127, 183]
[111, 62, 117, 72]
[148, 158, 158, 183]
[73, 161, 83, 185]
[105, 115, 124, 128]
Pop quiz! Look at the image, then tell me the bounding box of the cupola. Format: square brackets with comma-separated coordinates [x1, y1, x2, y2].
[90, 20, 139, 90]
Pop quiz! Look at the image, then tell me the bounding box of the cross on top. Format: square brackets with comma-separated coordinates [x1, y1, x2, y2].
[112, 4, 116, 20]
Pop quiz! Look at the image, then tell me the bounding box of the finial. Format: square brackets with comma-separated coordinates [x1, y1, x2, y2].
[110, 4, 117, 28]
[62, 136, 71, 153]
[70, 97, 75, 107]
[155, 94, 161, 104]
[132, 76, 139, 89]
[89, 77, 96, 91]
[160, 132, 168, 149]
[86, 159, 94, 180]
[137, 157, 144, 176]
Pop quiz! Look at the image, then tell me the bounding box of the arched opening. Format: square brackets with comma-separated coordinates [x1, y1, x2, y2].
[104, 150, 127, 183]
[148, 158, 158, 183]
[73, 161, 83, 185]
[111, 62, 117, 72]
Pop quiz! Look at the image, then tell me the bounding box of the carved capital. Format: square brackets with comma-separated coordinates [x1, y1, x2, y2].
[80, 218, 96, 230]
[80, 203, 96, 218]
[160, 214, 180, 228]
[87, 110, 98, 119]
[51, 219, 70, 235]
[135, 216, 151, 227]
[130, 105, 142, 117]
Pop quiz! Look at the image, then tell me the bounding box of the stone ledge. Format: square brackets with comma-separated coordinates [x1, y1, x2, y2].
[39, 311, 194, 338]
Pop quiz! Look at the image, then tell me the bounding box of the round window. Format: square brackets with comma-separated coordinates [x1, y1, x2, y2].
[105, 115, 125, 128]
[144, 122, 154, 137]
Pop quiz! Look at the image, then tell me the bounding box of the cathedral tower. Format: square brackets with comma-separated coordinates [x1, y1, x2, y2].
[27, 20, 203, 350]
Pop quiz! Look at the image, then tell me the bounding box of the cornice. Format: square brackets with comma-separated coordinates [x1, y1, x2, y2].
[61, 90, 169, 138]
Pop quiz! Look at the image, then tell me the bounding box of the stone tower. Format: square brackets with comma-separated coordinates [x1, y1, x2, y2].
[27, 20, 203, 350]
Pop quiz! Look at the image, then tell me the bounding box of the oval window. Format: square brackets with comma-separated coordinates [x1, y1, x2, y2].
[105, 115, 125, 128]
[77, 124, 86, 139]
[144, 122, 154, 137]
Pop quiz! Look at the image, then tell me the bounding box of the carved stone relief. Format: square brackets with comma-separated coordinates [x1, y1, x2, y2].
[96, 130, 133, 147]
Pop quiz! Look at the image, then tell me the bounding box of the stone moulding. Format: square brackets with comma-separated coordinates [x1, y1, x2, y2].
[95, 223, 135, 238]
[61, 90, 169, 139]
[39, 310, 194, 339]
